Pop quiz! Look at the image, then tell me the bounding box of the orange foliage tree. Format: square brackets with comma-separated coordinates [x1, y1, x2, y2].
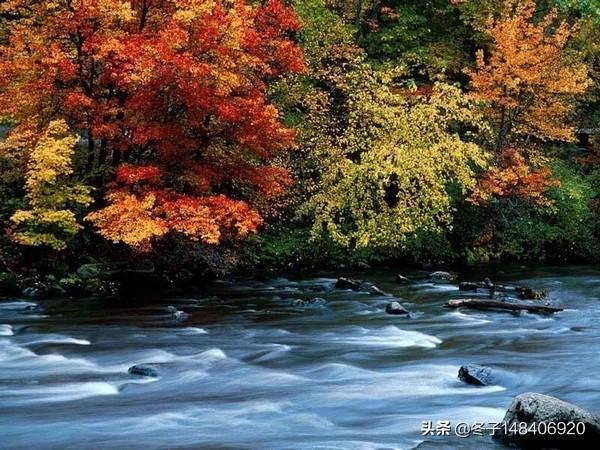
[469, 148, 560, 206]
[468, 0, 590, 151]
[0, 0, 304, 250]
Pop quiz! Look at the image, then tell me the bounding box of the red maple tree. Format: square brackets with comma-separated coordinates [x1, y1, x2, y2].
[0, 0, 304, 250]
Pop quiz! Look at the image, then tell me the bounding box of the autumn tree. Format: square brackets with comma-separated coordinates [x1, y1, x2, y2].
[469, 0, 590, 151]
[271, 1, 489, 260]
[10, 120, 92, 250]
[304, 74, 487, 256]
[469, 147, 560, 206]
[0, 0, 304, 251]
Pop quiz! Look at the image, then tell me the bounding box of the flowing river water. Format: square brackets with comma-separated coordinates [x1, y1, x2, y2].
[1, 265, 599, 449]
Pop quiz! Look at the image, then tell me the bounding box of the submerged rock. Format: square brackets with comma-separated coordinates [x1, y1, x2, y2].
[494, 392, 600, 448]
[128, 364, 161, 377]
[385, 301, 410, 315]
[335, 277, 362, 290]
[293, 297, 327, 308]
[458, 364, 495, 386]
[310, 297, 327, 305]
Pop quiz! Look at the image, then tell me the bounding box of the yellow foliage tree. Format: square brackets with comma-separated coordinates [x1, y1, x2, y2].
[469, 0, 590, 150]
[10, 120, 92, 250]
[304, 64, 488, 253]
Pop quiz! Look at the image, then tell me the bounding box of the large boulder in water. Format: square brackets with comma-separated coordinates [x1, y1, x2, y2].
[493, 392, 600, 448]
[335, 277, 362, 290]
[385, 301, 410, 315]
[458, 364, 495, 386]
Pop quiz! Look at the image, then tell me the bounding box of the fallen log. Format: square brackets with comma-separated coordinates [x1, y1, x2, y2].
[457, 280, 546, 299]
[446, 298, 563, 313]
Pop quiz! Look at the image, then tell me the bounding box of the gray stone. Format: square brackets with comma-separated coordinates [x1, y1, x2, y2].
[335, 277, 362, 290]
[494, 392, 600, 448]
[429, 271, 457, 283]
[458, 364, 495, 386]
[385, 301, 409, 315]
[128, 364, 161, 377]
[367, 284, 389, 296]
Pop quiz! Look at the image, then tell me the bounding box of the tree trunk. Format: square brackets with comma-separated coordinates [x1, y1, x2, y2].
[98, 138, 108, 166]
[446, 298, 563, 314]
[354, 0, 363, 35]
[86, 128, 95, 173]
[111, 148, 121, 167]
[496, 106, 507, 152]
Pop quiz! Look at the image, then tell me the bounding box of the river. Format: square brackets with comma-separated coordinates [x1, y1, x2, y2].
[1, 265, 598, 449]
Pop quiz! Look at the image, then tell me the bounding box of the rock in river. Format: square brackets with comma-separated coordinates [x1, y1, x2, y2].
[128, 364, 162, 377]
[429, 271, 457, 283]
[335, 277, 362, 290]
[367, 284, 389, 296]
[385, 301, 409, 315]
[493, 392, 600, 448]
[458, 364, 495, 386]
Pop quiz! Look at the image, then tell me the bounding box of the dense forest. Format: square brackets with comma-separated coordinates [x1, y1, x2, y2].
[1, 0, 600, 296]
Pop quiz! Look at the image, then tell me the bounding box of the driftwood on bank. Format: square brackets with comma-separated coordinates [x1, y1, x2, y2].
[446, 298, 563, 313]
